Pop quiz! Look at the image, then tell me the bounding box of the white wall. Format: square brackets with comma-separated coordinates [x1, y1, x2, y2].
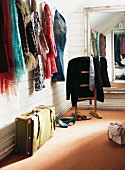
[67, 7, 85, 60]
[83, 0, 125, 7]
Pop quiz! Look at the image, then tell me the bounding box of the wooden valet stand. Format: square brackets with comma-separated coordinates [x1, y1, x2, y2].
[73, 70, 102, 120]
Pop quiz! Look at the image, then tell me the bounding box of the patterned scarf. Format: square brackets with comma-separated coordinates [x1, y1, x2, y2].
[10, 0, 26, 83]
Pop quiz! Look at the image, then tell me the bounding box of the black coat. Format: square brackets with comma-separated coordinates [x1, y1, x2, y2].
[66, 57, 104, 107]
[100, 57, 111, 87]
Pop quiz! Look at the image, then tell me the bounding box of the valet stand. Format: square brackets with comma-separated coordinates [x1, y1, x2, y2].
[74, 70, 102, 120]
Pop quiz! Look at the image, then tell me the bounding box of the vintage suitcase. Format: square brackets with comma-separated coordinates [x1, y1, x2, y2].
[36, 105, 55, 131]
[15, 106, 55, 156]
[15, 113, 40, 156]
[33, 105, 55, 146]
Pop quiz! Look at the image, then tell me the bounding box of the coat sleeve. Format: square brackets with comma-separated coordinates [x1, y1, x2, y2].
[66, 61, 71, 100]
[94, 57, 104, 102]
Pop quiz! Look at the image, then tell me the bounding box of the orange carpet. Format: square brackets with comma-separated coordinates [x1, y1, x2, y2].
[1, 109, 125, 170]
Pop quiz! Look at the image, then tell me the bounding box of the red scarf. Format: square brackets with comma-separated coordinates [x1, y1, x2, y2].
[0, 0, 16, 94]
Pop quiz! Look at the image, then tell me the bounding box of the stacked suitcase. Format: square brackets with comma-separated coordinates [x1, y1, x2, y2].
[15, 106, 55, 156]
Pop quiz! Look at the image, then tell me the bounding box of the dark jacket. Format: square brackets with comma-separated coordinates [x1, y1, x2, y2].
[100, 57, 111, 87]
[66, 57, 104, 107]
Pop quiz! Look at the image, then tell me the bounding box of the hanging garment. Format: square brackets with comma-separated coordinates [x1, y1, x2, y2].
[52, 10, 67, 82]
[99, 33, 106, 57]
[100, 57, 111, 87]
[10, 0, 26, 83]
[89, 56, 95, 91]
[114, 33, 121, 64]
[42, 3, 57, 79]
[91, 29, 98, 57]
[96, 32, 100, 58]
[34, 55, 45, 91]
[16, 0, 38, 71]
[66, 57, 104, 107]
[31, 0, 48, 91]
[30, 4, 49, 75]
[0, 0, 16, 94]
[120, 34, 125, 57]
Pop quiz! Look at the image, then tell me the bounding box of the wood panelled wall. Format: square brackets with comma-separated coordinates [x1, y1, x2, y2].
[67, 7, 85, 59]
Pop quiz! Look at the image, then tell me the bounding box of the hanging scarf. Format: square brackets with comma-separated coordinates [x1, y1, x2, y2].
[10, 0, 26, 83]
[0, 0, 16, 94]
[16, 0, 38, 71]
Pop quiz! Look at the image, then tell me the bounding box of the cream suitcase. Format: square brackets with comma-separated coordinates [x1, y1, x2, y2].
[33, 105, 55, 146]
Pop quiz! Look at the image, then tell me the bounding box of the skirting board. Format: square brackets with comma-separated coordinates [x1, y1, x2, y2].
[75, 98, 125, 110]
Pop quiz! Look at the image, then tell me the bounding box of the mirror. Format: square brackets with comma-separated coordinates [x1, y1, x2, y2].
[114, 26, 125, 81]
[84, 6, 125, 87]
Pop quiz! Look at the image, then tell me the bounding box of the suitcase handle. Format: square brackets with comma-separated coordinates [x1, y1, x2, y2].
[35, 114, 40, 139]
[32, 108, 40, 113]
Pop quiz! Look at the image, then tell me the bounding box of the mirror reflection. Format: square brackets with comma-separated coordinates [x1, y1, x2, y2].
[90, 11, 125, 83]
[114, 26, 125, 80]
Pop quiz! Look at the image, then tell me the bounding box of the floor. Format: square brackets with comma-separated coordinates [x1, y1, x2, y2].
[1, 109, 125, 170]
